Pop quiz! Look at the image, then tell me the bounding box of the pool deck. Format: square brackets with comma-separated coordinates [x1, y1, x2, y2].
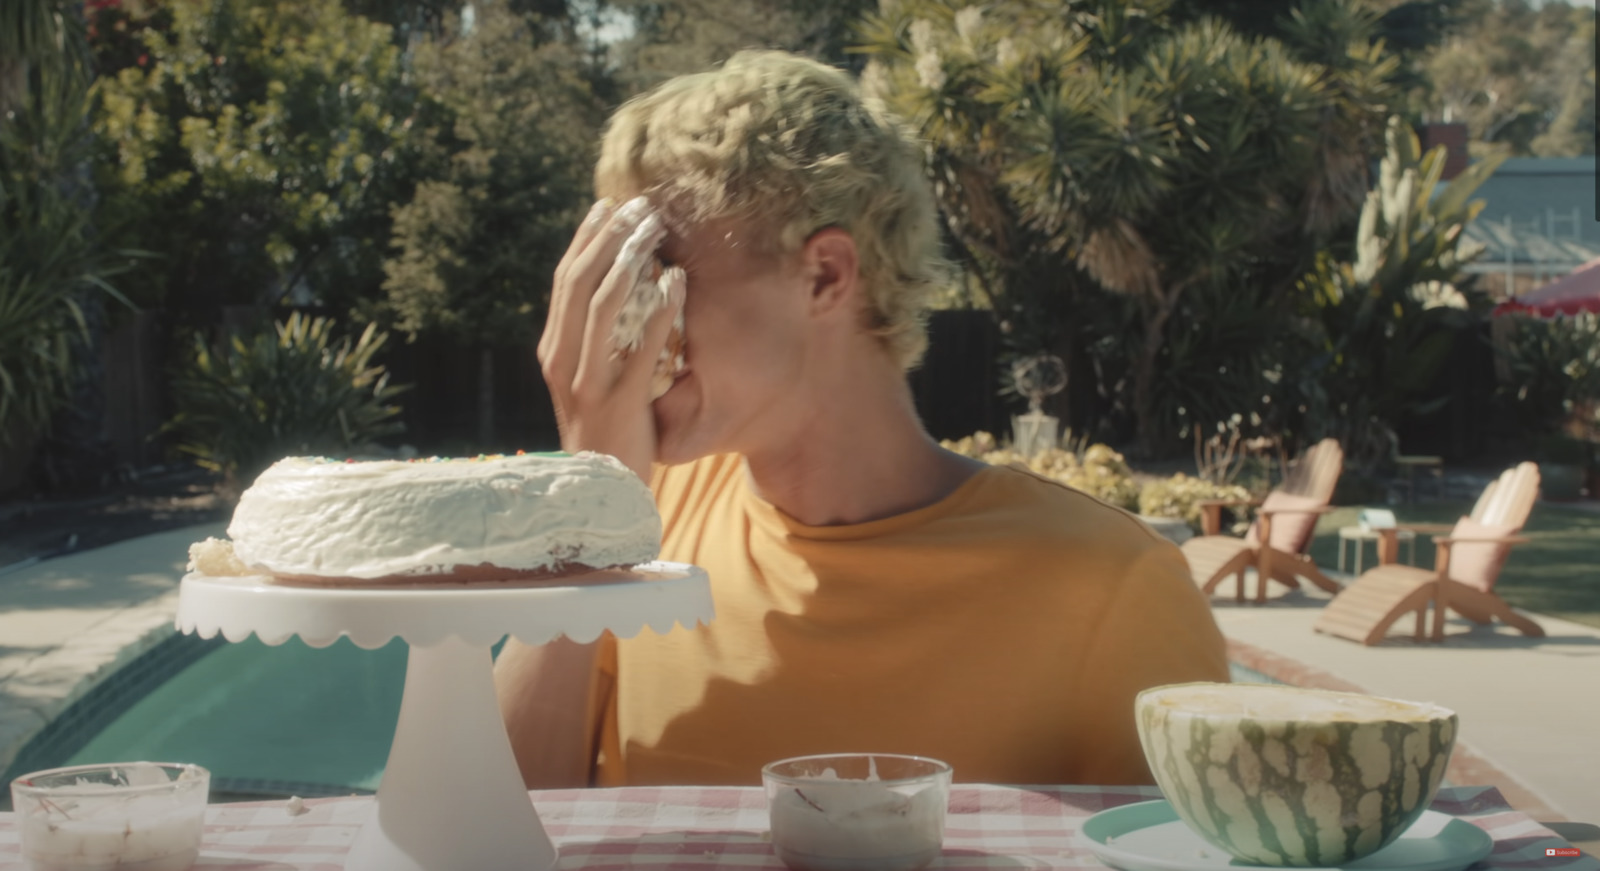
[1, 523, 1596, 852]
[0, 523, 225, 777]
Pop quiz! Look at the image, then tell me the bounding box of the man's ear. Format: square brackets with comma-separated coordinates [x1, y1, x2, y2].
[801, 227, 860, 316]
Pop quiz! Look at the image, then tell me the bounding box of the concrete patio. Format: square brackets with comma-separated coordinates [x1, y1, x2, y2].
[0, 524, 1595, 855]
[1212, 574, 1600, 851]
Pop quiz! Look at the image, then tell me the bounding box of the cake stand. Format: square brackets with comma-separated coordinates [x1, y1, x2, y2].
[174, 561, 713, 871]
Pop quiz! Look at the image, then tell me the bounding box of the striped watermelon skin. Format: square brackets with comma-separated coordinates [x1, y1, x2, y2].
[1136, 683, 1458, 867]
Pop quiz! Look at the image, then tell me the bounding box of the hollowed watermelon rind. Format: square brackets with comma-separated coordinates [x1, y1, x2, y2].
[1136, 682, 1458, 868]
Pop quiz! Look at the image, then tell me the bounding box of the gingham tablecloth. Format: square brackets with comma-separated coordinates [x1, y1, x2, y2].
[0, 784, 1592, 869]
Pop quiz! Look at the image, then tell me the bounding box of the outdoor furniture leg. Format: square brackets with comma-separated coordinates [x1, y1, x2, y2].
[1255, 513, 1274, 604]
[1431, 543, 1453, 642]
[1377, 529, 1399, 566]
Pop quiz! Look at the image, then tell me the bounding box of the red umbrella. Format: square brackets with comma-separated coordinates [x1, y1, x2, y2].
[1492, 256, 1600, 317]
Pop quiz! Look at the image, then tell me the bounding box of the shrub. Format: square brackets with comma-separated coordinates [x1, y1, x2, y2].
[940, 431, 1141, 511]
[1494, 312, 1600, 436]
[1138, 473, 1253, 532]
[1, 78, 136, 448]
[166, 313, 408, 491]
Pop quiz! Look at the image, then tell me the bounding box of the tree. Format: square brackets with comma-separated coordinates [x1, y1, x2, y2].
[1172, 0, 1463, 95]
[1421, 0, 1596, 156]
[374, 3, 601, 445]
[602, 0, 878, 93]
[90, 0, 421, 319]
[858, 0, 1397, 455]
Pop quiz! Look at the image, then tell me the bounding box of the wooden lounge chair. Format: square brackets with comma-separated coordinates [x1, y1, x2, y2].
[1181, 438, 1344, 604]
[1314, 462, 1544, 645]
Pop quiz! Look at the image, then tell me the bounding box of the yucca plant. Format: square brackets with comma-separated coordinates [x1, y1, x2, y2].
[0, 74, 136, 451]
[1295, 116, 1506, 468]
[165, 312, 409, 492]
[856, 0, 1397, 455]
[1, 0, 91, 120]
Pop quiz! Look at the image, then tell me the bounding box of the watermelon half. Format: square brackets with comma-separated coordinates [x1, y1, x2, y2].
[1135, 682, 1458, 867]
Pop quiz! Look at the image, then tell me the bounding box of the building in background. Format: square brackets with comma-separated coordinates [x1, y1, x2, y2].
[1456, 157, 1600, 300]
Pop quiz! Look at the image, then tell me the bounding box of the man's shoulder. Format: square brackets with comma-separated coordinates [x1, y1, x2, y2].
[939, 464, 1195, 605]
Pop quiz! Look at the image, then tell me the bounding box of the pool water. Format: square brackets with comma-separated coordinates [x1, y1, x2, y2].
[25, 640, 1280, 799]
[63, 637, 407, 797]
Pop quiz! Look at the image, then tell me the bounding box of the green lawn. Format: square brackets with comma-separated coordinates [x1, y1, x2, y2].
[1305, 501, 1600, 630]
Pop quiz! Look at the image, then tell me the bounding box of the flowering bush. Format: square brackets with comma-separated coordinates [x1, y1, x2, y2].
[944, 431, 1261, 524]
[1138, 473, 1253, 532]
[941, 432, 1141, 511]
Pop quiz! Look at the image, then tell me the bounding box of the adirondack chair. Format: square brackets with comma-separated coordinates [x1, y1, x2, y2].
[1181, 438, 1345, 604]
[1314, 462, 1544, 645]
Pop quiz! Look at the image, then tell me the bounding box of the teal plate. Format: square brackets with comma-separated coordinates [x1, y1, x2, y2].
[1079, 801, 1494, 871]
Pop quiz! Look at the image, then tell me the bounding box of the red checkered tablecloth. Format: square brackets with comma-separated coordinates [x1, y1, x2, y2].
[0, 784, 1591, 869]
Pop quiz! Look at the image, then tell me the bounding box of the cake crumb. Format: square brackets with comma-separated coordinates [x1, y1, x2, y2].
[189, 537, 252, 576]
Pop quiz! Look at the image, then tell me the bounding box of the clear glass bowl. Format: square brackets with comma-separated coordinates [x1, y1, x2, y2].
[762, 753, 952, 871]
[10, 762, 210, 871]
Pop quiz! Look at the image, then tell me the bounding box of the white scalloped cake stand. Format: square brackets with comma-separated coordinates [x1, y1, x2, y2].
[175, 561, 712, 871]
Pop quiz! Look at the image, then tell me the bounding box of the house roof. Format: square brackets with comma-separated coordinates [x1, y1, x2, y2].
[1455, 157, 1599, 270]
[1461, 220, 1600, 271]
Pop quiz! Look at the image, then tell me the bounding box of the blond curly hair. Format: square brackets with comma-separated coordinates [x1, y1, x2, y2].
[594, 50, 950, 369]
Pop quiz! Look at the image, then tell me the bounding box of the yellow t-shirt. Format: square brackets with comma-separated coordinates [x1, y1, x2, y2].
[591, 453, 1228, 787]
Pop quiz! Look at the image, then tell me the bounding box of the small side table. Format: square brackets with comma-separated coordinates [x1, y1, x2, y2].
[1337, 526, 1416, 574]
[1394, 455, 1444, 503]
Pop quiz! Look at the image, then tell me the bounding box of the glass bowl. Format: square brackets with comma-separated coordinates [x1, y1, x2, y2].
[762, 753, 951, 871]
[10, 762, 210, 871]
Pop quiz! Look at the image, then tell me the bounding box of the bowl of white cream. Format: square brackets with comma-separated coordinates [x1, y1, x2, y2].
[762, 753, 951, 871]
[10, 762, 210, 871]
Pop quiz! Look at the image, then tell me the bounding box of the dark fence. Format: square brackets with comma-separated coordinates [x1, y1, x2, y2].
[23, 307, 1511, 490]
[1393, 321, 1511, 463]
[909, 310, 1010, 441]
[83, 308, 1014, 467]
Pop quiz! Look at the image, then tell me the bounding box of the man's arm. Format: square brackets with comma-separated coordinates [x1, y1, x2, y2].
[493, 636, 610, 788]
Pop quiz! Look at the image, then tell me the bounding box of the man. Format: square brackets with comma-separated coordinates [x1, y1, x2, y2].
[494, 50, 1228, 788]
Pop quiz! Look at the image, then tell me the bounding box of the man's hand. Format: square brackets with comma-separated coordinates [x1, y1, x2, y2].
[538, 196, 685, 480]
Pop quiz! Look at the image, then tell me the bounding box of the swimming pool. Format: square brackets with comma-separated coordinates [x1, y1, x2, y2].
[5, 637, 1281, 800]
[5, 634, 407, 801]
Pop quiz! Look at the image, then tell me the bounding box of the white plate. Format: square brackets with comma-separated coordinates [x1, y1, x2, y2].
[1079, 800, 1493, 871]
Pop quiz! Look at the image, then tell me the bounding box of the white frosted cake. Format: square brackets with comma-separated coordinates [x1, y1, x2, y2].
[190, 451, 661, 584]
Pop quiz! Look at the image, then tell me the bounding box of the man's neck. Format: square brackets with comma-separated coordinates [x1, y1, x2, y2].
[741, 364, 983, 527]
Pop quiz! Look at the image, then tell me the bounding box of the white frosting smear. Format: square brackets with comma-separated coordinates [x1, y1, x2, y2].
[227, 452, 661, 579]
